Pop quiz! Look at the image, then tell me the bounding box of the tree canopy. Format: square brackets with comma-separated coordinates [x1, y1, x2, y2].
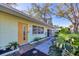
[51, 3, 79, 33]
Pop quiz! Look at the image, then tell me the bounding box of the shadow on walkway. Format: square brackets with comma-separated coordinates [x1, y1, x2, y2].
[21, 48, 48, 56]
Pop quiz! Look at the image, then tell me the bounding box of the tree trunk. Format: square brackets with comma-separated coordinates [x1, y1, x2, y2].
[73, 23, 78, 33]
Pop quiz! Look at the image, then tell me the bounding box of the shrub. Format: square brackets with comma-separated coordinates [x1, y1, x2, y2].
[49, 27, 79, 56]
[33, 37, 42, 42]
[6, 42, 18, 50]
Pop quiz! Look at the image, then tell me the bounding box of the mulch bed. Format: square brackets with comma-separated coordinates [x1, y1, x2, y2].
[21, 48, 48, 56]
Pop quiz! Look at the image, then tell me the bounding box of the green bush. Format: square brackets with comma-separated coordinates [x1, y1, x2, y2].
[33, 37, 42, 42]
[6, 42, 18, 50]
[49, 27, 79, 56]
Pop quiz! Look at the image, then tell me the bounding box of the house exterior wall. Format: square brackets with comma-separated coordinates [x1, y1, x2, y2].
[0, 12, 18, 49]
[0, 11, 52, 48]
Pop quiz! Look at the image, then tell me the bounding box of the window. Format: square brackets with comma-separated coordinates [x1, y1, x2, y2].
[40, 27, 44, 34]
[38, 26, 44, 34]
[32, 25, 38, 34]
[23, 25, 27, 40]
[38, 26, 41, 34]
[32, 25, 44, 34]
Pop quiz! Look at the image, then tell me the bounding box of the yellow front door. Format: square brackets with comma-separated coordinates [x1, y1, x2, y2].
[18, 22, 28, 45]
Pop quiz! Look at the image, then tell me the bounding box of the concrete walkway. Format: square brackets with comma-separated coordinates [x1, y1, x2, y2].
[21, 37, 54, 56]
[35, 37, 53, 55]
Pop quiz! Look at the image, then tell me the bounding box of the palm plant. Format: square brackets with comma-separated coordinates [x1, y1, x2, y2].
[6, 42, 18, 50]
[49, 27, 79, 56]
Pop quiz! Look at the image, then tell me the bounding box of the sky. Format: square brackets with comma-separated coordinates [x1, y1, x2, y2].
[13, 3, 72, 27]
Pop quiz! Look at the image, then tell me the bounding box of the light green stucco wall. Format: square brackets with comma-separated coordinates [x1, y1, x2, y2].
[0, 12, 18, 49]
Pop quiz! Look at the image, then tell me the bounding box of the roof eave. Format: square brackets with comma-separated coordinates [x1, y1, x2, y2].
[0, 4, 53, 28]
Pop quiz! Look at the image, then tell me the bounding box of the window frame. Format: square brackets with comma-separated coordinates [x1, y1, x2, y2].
[32, 25, 44, 34]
